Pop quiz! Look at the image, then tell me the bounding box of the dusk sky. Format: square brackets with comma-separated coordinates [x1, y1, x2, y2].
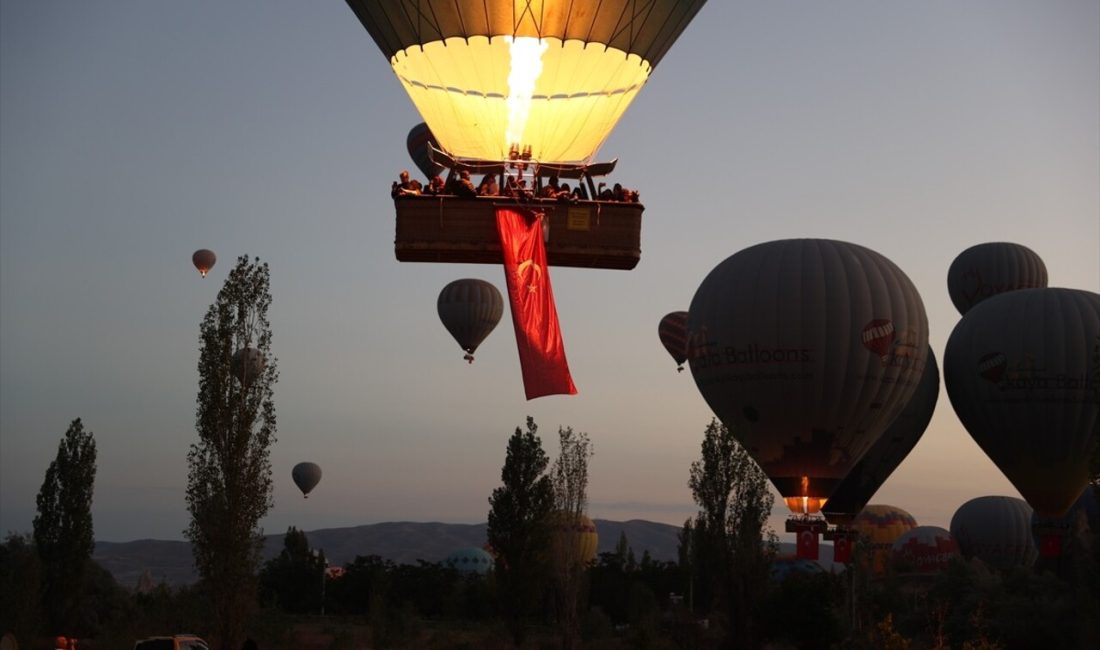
[2, 1, 1097, 544]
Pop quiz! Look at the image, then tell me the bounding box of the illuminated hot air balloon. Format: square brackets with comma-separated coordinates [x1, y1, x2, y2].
[688, 239, 929, 516]
[231, 346, 266, 387]
[944, 288, 1100, 519]
[552, 513, 598, 565]
[192, 249, 216, 278]
[658, 311, 690, 372]
[950, 496, 1036, 571]
[445, 547, 495, 575]
[345, 0, 707, 270]
[823, 348, 940, 526]
[891, 526, 959, 575]
[407, 122, 444, 180]
[852, 504, 918, 575]
[437, 279, 504, 362]
[292, 462, 322, 498]
[946, 242, 1047, 316]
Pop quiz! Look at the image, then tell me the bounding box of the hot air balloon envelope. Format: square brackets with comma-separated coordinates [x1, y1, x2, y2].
[658, 311, 690, 371]
[688, 239, 929, 511]
[891, 526, 959, 575]
[950, 496, 1037, 571]
[946, 242, 1047, 315]
[292, 462, 322, 497]
[445, 547, 495, 575]
[192, 249, 216, 278]
[231, 347, 266, 386]
[437, 279, 504, 362]
[945, 288, 1100, 518]
[853, 504, 918, 576]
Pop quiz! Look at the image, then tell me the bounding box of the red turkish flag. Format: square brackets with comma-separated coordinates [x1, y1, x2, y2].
[832, 536, 852, 564]
[796, 527, 820, 560]
[496, 207, 577, 400]
[1038, 533, 1063, 558]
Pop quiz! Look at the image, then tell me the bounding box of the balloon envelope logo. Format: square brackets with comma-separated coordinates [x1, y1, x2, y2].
[861, 319, 895, 358]
[978, 352, 1007, 383]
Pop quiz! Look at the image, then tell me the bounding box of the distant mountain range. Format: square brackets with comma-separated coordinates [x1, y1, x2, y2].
[93, 519, 686, 588]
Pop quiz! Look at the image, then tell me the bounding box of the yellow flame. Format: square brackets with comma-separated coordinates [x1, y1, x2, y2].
[505, 36, 549, 155]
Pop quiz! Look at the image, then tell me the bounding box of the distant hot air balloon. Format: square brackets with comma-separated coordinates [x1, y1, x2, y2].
[407, 122, 444, 181]
[950, 496, 1036, 571]
[944, 288, 1100, 518]
[231, 346, 266, 386]
[658, 311, 690, 372]
[437, 279, 504, 363]
[444, 547, 495, 575]
[823, 349, 940, 526]
[552, 513, 598, 565]
[891, 526, 959, 575]
[769, 555, 825, 583]
[688, 239, 929, 515]
[292, 462, 322, 498]
[192, 249, 216, 278]
[852, 504, 918, 575]
[946, 242, 1047, 316]
[1031, 487, 1100, 556]
[345, 0, 708, 165]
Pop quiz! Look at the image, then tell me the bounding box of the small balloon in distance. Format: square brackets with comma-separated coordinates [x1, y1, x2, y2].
[192, 249, 216, 278]
[292, 462, 322, 498]
[658, 311, 689, 372]
[437, 279, 504, 363]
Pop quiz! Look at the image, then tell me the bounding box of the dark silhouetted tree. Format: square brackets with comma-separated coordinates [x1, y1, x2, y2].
[0, 533, 43, 640]
[550, 425, 593, 650]
[186, 255, 277, 650]
[259, 527, 326, 614]
[688, 418, 776, 649]
[33, 417, 97, 634]
[487, 416, 554, 645]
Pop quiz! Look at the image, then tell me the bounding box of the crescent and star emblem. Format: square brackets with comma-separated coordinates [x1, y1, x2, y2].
[516, 259, 543, 293]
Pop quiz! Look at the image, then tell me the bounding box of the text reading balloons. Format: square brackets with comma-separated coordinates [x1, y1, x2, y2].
[950, 496, 1037, 571]
[407, 122, 444, 180]
[292, 462, 322, 498]
[231, 347, 266, 387]
[945, 288, 1100, 517]
[823, 348, 940, 526]
[192, 249, 216, 278]
[688, 239, 928, 513]
[345, 0, 707, 163]
[947, 242, 1047, 316]
[437, 279, 504, 363]
[658, 311, 689, 372]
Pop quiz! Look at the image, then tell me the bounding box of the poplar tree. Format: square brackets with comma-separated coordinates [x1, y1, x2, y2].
[33, 418, 97, 633]
[487, 416, 554, 645]
[186, 255, 277, 649]
[550, 425, 593, 650]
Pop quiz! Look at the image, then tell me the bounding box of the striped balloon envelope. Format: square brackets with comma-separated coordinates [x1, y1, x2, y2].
[946, 242, 1047, 316]
[852, 504, 918, 575]
[437, 278, 504, 363]
[950, 496, 1036, 571]
[658, 311, 690, 372]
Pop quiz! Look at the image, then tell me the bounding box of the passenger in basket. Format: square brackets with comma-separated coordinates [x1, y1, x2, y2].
[391, 170, 422, 197]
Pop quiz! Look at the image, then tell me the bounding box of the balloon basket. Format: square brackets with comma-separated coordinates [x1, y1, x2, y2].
[393, 196, 642, 270]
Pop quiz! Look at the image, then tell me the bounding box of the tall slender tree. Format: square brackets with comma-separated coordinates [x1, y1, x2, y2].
[33, 418, 97, 634]
[688, 418, 776, 650]
[186, 255, 277, 649]
[487, 416, 554, 646]
[550, 426, 593, 650]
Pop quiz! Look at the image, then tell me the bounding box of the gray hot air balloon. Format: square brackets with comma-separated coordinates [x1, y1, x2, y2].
[192, 249, 216, 278]
[689, 239, 929, 514]
[292, 462, 322, 498]
[231, 347, 266, 387]
[823, 348, 940, 526]
[944, 288, 1100, 518]
[946, 242, 1047, 316]
[437, 279, 504, 363]
[950, 496, 1037, 571]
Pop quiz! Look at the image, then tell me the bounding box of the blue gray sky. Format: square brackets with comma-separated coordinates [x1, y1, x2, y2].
[2, 1, 1097, 542]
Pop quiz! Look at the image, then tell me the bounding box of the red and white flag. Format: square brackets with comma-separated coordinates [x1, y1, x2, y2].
[496, 207, 577, 400]
[796, 527, 820, 560]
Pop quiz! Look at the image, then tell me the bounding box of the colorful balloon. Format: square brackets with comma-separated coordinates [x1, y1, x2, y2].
[945, 288, 1100, 517]
[192, 249, 216, 278]
[658, 311, 690, 372]
[950, 496, 1036, 571]
[407, 122, 444, 180]
[552, 513, 598, 565]
[688, 239, 929, 514]
[891, 526, 959, 575]
[823, 348, 940, 526]
[345, 0, 707, 163]
[292, 462, 322, 498]
[852, 504, 918, 575]
[437, 279, 504, 363]
[946, 242, 1047, 316]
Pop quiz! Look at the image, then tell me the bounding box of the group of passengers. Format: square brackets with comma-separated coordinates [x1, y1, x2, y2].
[391, 169, 640, 203]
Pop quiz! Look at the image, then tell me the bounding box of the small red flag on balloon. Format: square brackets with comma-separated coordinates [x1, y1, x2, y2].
[832, 536, 852, 564]
[496, 207, 577, 400]
[796, 526, 820, 560]
[1038, 533, 1063, 558]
